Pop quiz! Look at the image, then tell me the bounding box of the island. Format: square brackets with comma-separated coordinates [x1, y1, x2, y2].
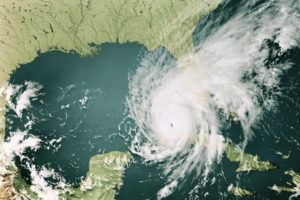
[271, 170, 300, 197]
[228, 184, 253, 197]
[0, 0, 222, 199]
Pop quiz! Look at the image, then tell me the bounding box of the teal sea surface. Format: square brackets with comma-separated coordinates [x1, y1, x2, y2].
[5, 0, 300, 199]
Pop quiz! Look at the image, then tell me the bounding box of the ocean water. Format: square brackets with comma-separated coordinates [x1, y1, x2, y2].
[6, 42, 149, 186]
[4, 0, 300, 199]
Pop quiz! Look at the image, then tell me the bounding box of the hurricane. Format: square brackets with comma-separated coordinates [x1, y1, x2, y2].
[125, 0, 300, 198]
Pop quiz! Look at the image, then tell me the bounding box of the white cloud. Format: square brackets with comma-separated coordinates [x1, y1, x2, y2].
[4, 81, 42, 118]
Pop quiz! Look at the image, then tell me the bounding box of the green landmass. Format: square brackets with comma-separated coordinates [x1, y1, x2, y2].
[228, 184, 253, 197]
[0, 0, 222, 199]
[0, 165, 39, 199]
[271, 170, 300, 194]
[0, 0, 222, 89]
[12, 168, 39, 199]
[1, 151, 131, 200]
[224, 143, 276, 172]
[216, 114, 276, 172]
[0, 0, 281, 198]
[189, 133, 276, 172]
[282, 151, 291, 159]
[60, 151, 131, 200]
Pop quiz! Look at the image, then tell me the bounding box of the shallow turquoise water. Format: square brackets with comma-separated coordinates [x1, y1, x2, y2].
[5, 0, 300, 199]
[6, 42, 300, 200]
[6, 42, 148, 185]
